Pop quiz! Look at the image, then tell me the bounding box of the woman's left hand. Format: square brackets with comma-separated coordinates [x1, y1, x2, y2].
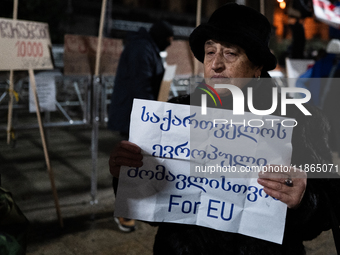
[257, 165, 307, 209]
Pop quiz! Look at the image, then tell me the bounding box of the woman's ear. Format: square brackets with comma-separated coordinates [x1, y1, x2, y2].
[255, 66, 263, 77]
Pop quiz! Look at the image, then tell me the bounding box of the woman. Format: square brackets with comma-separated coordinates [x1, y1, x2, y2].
[109, 3, 340, 254]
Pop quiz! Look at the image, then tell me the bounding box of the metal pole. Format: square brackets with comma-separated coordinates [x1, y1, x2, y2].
[90, 76, 100, 204]
[100, 76, 107, 124]
[90, 0, 107, 203]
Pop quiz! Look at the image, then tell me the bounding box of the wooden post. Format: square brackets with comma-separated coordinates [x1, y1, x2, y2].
[196, 0, 202, 26]
[7, 71, 14, 144]
[193, 0, 202, 76]
[28, 69, 64, 228]
[95, 0, 107, 76]
[7, 0, 18, 144]
[13, 0, 18, 20]
[260, 0, 265, 15]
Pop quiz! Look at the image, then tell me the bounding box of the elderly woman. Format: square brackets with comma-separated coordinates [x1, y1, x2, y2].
[109, 3, 340, 254]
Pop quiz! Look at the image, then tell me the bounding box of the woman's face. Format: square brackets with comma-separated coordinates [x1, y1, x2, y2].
[203, 39, 262, 97]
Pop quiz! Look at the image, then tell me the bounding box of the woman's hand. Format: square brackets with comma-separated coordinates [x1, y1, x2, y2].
[109, 140, 143, 178]
[257, 165, 307, 209]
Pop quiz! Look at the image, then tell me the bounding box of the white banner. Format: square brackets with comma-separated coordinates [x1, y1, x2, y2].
[115, 99, 295, 244]
[0, 18, 53, 70]
[313, 0, 340, 28]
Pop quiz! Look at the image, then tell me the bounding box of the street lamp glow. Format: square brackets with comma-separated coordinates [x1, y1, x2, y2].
[280, 1, 286, 9]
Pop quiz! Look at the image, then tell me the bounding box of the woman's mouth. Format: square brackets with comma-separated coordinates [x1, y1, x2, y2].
[211, 75, 228, 79]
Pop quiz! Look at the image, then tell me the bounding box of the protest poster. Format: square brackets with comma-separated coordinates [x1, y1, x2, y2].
[29, 72, 60, 113]
[63, 34, 123, 75]
[166, 40, 204, 76]
[0, 18, 53, 70]
[115, 99, 295, 244]
[313, 0, 340, 29]
[63, 37, 201, 77]
[0, 16, 63, 227]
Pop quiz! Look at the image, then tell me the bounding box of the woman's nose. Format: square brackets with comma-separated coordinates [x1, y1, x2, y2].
[211, 52, 225, 72]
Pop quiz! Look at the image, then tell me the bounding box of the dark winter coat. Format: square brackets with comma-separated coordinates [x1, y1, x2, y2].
[108, 27, 165, 134]
[150, 75, 340, 255]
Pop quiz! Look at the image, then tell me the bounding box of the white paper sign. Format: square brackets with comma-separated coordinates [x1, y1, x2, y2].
[29, 72, 59, 112]
[115, 99, 295, 244]
[0, 18, 53, 70]
[163, 64, 177, 81]
[285, 58, 314, 80]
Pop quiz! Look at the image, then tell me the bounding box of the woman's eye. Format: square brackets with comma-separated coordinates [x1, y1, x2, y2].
[225, 52, 236, 56]
[224, 52, 237, 60]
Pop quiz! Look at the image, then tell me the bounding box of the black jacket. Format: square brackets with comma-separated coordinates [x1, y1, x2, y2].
[108, 27, 164, 134]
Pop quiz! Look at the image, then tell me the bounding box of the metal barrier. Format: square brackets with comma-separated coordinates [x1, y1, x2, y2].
[0, 74, 92, 129]
[0, 73, 115, 203]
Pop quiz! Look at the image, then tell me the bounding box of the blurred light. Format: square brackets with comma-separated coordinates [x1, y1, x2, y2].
[280, 1, 286, 9]
[160, 51, 167, 58]
[277, 0, 284, 2]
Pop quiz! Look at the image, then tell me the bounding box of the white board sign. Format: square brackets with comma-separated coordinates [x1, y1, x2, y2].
[29, 72, 59, 112]
[0, 18, 53, 70]
[115, 99, 295, 244]
[163, 64, 177, 81]
[285, 58, 314, 80]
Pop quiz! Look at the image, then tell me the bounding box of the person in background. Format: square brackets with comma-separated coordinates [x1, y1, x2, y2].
[108, 20, 173, 232]
[288, 17, 306, 59]
[108, 20, 174, 139]
[297, 39, 340, 157]
[109, 3, 340, 254]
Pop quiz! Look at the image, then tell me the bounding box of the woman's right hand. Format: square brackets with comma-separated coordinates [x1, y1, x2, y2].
[109, 140, 143, 178]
